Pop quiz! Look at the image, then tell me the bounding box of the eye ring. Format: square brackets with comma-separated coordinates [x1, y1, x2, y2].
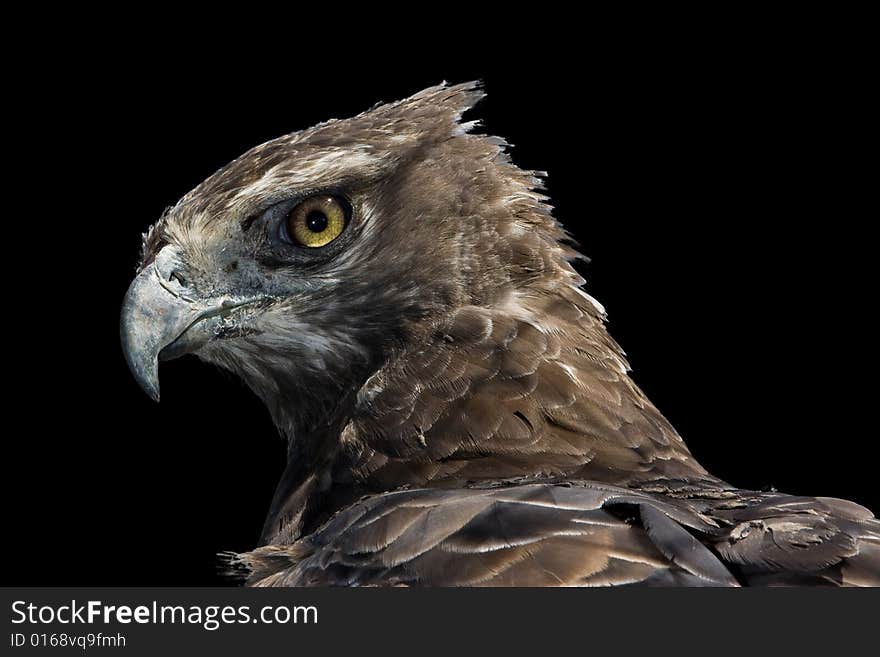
[282, 195, 350, 248]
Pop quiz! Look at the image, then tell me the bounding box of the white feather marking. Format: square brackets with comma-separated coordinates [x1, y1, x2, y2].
[572, 286, 607, 316]
[228, 148, 380, 206]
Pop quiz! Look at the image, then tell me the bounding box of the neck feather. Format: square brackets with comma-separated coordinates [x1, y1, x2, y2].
[259, 275, 712, 545]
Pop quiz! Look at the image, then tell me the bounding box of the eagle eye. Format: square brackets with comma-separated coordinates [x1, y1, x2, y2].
[283, 195, 349, 248]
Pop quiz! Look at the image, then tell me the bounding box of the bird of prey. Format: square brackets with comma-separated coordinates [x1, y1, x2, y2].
[121, 82, 879, 586]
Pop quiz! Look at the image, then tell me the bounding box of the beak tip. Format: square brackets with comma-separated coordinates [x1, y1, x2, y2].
[146, 383, 161, 404]
[141, 386, 161, 403]
[122, 347, 162, 402]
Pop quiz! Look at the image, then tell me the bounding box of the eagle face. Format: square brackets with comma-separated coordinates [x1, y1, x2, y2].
[123, 83, 502, 430]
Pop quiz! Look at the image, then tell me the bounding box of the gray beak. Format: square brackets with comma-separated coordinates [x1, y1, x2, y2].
[120, 247, 228, 401]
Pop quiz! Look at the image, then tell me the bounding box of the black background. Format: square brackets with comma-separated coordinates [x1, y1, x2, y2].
[5, 28, 875, 585]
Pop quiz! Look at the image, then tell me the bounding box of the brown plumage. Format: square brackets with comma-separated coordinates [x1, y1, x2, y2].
[120, 82, 880, 586]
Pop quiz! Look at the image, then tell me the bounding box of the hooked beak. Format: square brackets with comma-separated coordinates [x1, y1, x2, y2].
[120, 247, 256, 402]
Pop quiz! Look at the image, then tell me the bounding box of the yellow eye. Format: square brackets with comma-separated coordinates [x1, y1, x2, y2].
[286, 195, 349, 248]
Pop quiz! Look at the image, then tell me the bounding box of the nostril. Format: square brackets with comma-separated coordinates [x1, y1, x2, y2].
[169, 271, 187, 287]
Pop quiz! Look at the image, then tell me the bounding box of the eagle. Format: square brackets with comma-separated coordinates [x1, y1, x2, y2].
[121, 82, 879, 586]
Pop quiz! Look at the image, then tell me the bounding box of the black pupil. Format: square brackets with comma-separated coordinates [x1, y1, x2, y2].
[306, 211, 328, 233]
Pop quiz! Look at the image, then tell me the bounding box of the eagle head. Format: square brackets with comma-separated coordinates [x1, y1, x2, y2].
[120, 81, 564, 438]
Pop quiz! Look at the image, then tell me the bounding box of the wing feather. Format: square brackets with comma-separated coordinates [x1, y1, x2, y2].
[237, 482, 879, 587]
